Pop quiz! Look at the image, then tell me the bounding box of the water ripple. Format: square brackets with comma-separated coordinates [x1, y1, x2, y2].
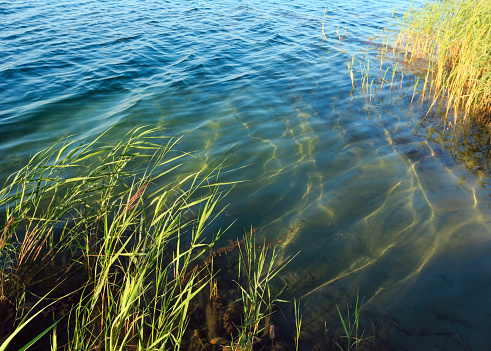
[4, 0, 491, 349]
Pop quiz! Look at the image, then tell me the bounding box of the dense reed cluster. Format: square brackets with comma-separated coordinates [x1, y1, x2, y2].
[394, 0, 491, 125]
[0, 127, 292, 350]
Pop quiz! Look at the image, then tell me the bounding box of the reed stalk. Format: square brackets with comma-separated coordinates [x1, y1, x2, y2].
[229, 233, 294, 350]
[0, 126, 231, 350]
[393, 0, 491, 125]
[0, 124, 300, 350]
[334, 293, 371, 351]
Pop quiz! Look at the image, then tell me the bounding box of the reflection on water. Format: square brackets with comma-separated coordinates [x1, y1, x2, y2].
[416, 113, 491, 187]
[2, 0, 491, 349]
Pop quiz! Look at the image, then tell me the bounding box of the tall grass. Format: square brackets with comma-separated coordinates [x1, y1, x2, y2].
[0, 126, 232, 350]
[0, 125, 297, 350]
[231, 234, 293, 350]
[393, 0, 491, 125]
[0, 123, 379, 349]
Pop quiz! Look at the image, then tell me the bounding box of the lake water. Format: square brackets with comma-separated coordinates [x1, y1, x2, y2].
[2, 0, 491, 349]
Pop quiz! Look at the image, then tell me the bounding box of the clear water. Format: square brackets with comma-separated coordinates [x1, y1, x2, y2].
[2, 0, 491, 349]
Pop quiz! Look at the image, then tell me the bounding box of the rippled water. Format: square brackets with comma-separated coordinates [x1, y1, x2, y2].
[3, 0, 491, 349]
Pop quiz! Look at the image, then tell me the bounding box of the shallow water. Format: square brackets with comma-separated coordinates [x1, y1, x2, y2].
[2, 0, 491, 349]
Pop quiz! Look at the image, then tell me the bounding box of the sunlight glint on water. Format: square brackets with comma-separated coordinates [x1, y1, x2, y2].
[2, 0, 491, 349]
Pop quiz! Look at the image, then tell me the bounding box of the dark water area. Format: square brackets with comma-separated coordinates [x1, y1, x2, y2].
[2, 0, 491, 349]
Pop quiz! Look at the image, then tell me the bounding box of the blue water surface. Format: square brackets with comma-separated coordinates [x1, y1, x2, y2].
[2, 0, 491, 350]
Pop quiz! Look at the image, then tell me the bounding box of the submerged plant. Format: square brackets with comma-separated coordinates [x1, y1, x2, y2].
[294, 298, 302, 351]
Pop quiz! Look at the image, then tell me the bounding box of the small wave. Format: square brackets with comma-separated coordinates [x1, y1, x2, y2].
[221, 72, 250, 82]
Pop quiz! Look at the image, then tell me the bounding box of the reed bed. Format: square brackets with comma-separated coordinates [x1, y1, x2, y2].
[393, 0, 491, 125]
[0, 124, 378, 350]
[0, 126, 291, 350]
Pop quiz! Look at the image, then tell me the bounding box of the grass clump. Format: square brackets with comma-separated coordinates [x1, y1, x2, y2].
[0, 122, 382, 350]
[334, 293, 371, 351]
[0, 125, 295, 351]
[0, 126, 232, 350]
[231, 234, 293, 350]
[393, 0, 491, 125]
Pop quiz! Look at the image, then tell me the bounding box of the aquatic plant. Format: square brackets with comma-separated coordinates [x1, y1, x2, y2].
[0, 126, 232, 350]
[344, 0, 491, 185]
[393, 0, 491, 125]
[229, 232, 294, 350]
[334, 293, 371, 351]
[0, 125, 299, 350]
[294, 298, 302, 351]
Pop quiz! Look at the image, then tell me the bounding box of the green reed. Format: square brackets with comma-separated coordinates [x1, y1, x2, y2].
[0, 125, 297, 350]
[393, 0, 491, 125]
[1, 122, 382, 349]
[293, 298, 302, 351]
[0, 126, 235, 350]
[334, 293, 371, 351]
[228, 233, 294, 350]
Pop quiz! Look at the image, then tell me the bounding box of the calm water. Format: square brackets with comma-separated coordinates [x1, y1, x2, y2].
[2, 0, 491, 349]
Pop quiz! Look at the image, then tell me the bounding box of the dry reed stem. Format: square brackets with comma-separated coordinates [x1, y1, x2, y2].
[123, 182, 150, 214]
